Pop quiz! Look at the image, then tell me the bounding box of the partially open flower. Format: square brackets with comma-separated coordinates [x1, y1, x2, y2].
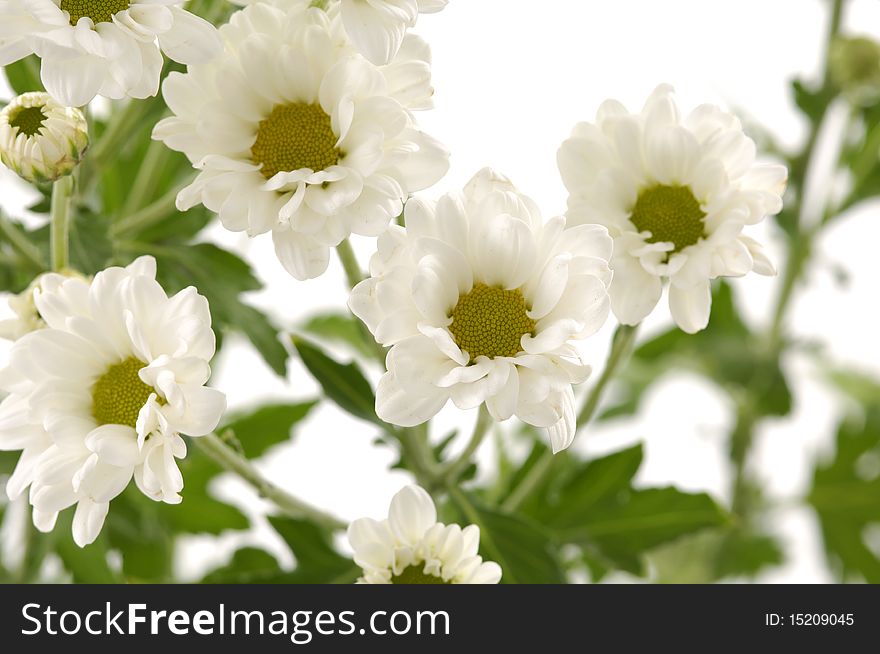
[0, 256, 226, 547]
[348, 485, 502, 584]
[0, 92, 88, 183]
[0, 270, 87, 341]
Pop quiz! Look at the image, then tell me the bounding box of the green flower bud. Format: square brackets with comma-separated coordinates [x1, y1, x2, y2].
[830, 36, 880, 106]
[0, 92, 89, 184]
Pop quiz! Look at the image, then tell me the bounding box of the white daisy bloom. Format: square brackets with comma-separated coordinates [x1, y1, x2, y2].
[0, 256, 226, 547]
[0, 91, 88, 183]
[0, 270, 88, 341]
[557, 84, 787, 333]
[348, 485, 502, 584]
[349, 168, 612, 453]
[153, 1, 448, 281]
[338, 0, 447, 65]
[0, 0, 222, 107]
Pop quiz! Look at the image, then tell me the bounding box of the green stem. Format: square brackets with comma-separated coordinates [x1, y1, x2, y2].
[398, 424, 441, 490]
[111, 183, 185, 238]
[0, 212, 45, 270]
[120, 139, 169, 219]
[501, 448, 554, 513]
[576, 323, 639, 427]
[195, 432, 345, 531]
[335, 238, 365, 288]
[50, 175, 74, 272]
[442, 406, 493, 483]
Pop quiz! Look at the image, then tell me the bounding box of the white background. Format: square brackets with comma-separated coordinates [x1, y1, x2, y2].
[2, 0, 880, 582]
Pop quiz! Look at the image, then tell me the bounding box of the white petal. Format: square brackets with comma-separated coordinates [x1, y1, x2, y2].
[388, 484, 437, 545]
[158, 6, 222, 64]
[668, 280, 712, 334]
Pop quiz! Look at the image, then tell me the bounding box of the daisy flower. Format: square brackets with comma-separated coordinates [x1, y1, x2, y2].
[557, 85, 787, 333]
[349, 168, 612, 452]
[0, 91, 89, 183]
[0, 0, 222, 106]
[348, 485, 502, 584]
[0, 256, 226, 547]
[153, 1, 448, 281]
[339, 0, 447, 65]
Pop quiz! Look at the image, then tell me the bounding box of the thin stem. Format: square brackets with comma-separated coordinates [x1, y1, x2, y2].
[0, 212, 45, 270]
[335, 238, 365, 288]
[576, 323, 639, 427]
[120, 139, 169, 219]
[111, 183, 184, 238]
[501, 448, 554, 513]
[195, 431, 345, 531]
[442, 406, 493, 483]
[50, 175, 74, 272]
[398, 424, 441, 490]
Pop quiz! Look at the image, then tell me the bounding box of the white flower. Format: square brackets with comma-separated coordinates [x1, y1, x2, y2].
[348, 485, 502, 584]
[557, 84, 787, 333]
[0, 0, 222, 106]
[0, 270, 88, 341]
[153, 1, 447, 281]
[0, 91, 88, 183]
[0, 256, 226, 547]
[339, 0, 447, 65]
[349, 168, 612, 452]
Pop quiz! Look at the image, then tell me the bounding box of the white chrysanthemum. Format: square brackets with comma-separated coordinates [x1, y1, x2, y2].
[350, 168, 612, 452]
[558, 85, 787, 333]
[153, 1, 448, 281]
[0, 0, 222, 106]
[0, 270, 88, 341]
[348, 485, 502, 584]
[339, 0, 447, 65]
[0, 92, 88, 183]
[0, 256, 226, 547]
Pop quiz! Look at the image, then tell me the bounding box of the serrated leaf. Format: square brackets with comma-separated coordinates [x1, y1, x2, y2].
[268, 516, 355, 583]
[202, 547, 284, 584]
[808, 407, 880, 582]
[221, 400, 317, 458]
[153, 243, 289, 376]
[300, 312, 374, 357]
[469, 505, 566, 584]
[291, 336, 381, 426]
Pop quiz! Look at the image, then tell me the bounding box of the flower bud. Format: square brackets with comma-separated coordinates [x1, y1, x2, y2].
[830, 36, 880, 106]
[0, 92, 89, 184]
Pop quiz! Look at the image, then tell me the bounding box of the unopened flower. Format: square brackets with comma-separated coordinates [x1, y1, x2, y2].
[0, 256, 226, 547]
[830, 36, 880, 105]
[154, 1, 447, 280]
[0, 92, 88, 183]
[350, 168, 611, 452]
[0, 0, 222, 106]
[348, 485, 502, 584]
[558, 85, 786, 333]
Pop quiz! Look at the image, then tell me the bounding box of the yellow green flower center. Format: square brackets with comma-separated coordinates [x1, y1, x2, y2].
[60, 0, 131, 25]
[251, 103, 341, 180]
[8, 105, 47, 137]
[448, 283, 536, 363]
[391, 565, 451, 584]
[629, 184, 706, 253]
[91, 357, 155, 428]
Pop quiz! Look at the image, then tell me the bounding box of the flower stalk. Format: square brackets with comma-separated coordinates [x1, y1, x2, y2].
[49, 175, 74, 272]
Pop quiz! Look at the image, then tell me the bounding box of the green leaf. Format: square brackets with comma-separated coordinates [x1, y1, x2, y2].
[221, 400, 317, 458]
[268, 516, 355, 583]
[3, 56, 44, 95]
[291, 336, 381, 426]
[300, 312, 374, 357]
[153, 243, 289, 376]
[157, 448, 250, 535]
[104, 488, 174, 582]
[54, 514, 120, 584]
[808, 407, 880, 582]
[471, 505, 566, 584]
[202, 547, 285, 584]
[791, 78, 832, 123]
